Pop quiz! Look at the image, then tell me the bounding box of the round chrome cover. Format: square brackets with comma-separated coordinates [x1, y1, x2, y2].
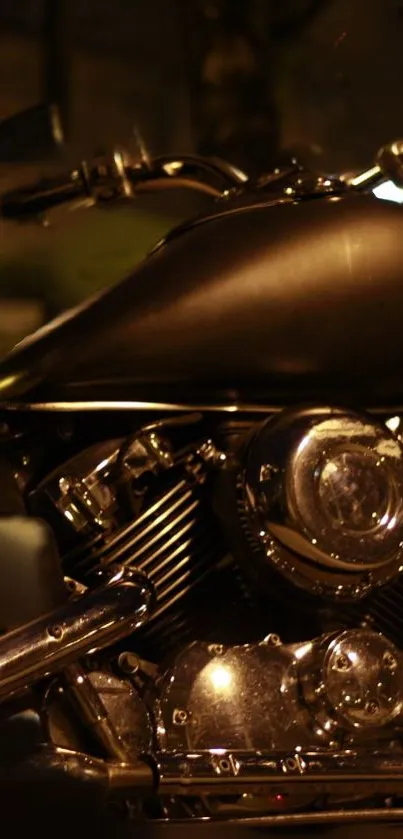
[324, 630, 403, 728]
[239, 407, 403, 599]
[299, 629, 403, 730]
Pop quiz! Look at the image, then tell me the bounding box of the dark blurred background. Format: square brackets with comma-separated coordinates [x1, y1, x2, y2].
[0, 0, 403, 351]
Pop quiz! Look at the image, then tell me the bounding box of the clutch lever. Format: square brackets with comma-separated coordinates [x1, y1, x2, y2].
[0, 148, 248, 221]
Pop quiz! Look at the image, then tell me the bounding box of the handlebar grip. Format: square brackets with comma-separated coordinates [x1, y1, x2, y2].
[0, 174, 85, 219]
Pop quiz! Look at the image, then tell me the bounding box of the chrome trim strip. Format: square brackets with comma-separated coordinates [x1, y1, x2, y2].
[0, 567, 152, 702]
[0, 400, 283, 413]
[0, 400, 399, 415]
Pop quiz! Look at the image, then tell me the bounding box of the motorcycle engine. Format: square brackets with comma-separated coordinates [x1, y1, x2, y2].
[22, 406, 403, 820]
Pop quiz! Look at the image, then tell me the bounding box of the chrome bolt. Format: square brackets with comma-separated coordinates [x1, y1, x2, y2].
[264, 633, 282, 647]
[47, 624, 63, 640]
[383, 651, 398, 671]
[208, 644, 224, 657]
[58, 477, 71, 494]
[218, 758, 231, 773]
[173, 709, 188, 726]
[365, 700, 380, 716]
[285, 757, 298, 771]
[334, 653, 351, 672]
[118, 651, 140, 675]
[260, 464, 278, 482]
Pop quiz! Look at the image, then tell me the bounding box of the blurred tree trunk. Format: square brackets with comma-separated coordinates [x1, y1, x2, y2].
[181, 0, 329, 176]
[43, 0, 71, 138]
[181, 0, 278, 177]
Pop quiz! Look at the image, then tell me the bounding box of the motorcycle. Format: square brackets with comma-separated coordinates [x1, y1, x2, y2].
[1, 103, 403, 832]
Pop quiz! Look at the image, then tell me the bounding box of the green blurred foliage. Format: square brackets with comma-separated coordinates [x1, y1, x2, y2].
[0, 205, 180, 352]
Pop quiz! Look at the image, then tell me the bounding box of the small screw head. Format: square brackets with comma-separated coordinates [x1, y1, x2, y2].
[264, 633, 282, 647]
[365, 700, 380, 716]
[208, 644, 224, 657]
[218, 758, 231, 773]
[334, 653, 351, 672]
[285, 757, 298, 771]
[383, 651, 398, 671]
[47, 624, 63, 640]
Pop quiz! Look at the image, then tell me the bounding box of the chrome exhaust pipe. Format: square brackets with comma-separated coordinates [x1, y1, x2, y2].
[0, 566, 153, 702]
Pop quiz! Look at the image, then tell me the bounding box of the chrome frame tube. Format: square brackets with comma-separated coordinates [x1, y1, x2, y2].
[157, 750, 403, 797]
[0, 567, 153, 702]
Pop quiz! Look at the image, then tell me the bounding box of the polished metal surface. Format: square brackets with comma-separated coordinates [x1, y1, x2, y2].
[157, 640, 311, 752]
[85, 149, 135, 203]
[0, 743, 154, 794]
[236, 406, 403, 599]
[286, 173, 343, 199]
[2, 138, 403, 824]
[157, 630, 403, 757]
[10, 630, 403, 811]
[157, 748, 403, 797]
[49, 664, 153, 760]
[30, 421, 227, 658]
[64, 662, 131, 761]
[50, 439, 121, 534]
[299, 630, 403, 730]
[7, 740, 403, 822]
[31, 430, 173, 536]
[343, 139, 403, 191]
[0, 566, 153, 702]
[2, 193, 403, 407]
[1, 398, 284, 413]
[4, 399, 403, 416]
[140, 154, 248, 192]
[345, 165, 383, 189]
[7, 744, 403, 820]
[0, 149, 248, 220]
[323, 631, 403, 727]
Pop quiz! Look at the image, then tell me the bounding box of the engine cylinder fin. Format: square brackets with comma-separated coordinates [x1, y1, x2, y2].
[99, 481, 189, 555]
[61, 468, 235, 659]
[331, 576, 403, 651]
[106, 498, 199, 566]
[70, 483, 195, 575]
[69, 481, 188, 570]
[375, 584, 403, 610]
[136, 519, 201, 573]
[365, 606, 403, 646]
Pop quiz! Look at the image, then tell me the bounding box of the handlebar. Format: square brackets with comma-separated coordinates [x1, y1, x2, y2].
[0, 149, 248, 221]
[1, 140, 403, 222]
